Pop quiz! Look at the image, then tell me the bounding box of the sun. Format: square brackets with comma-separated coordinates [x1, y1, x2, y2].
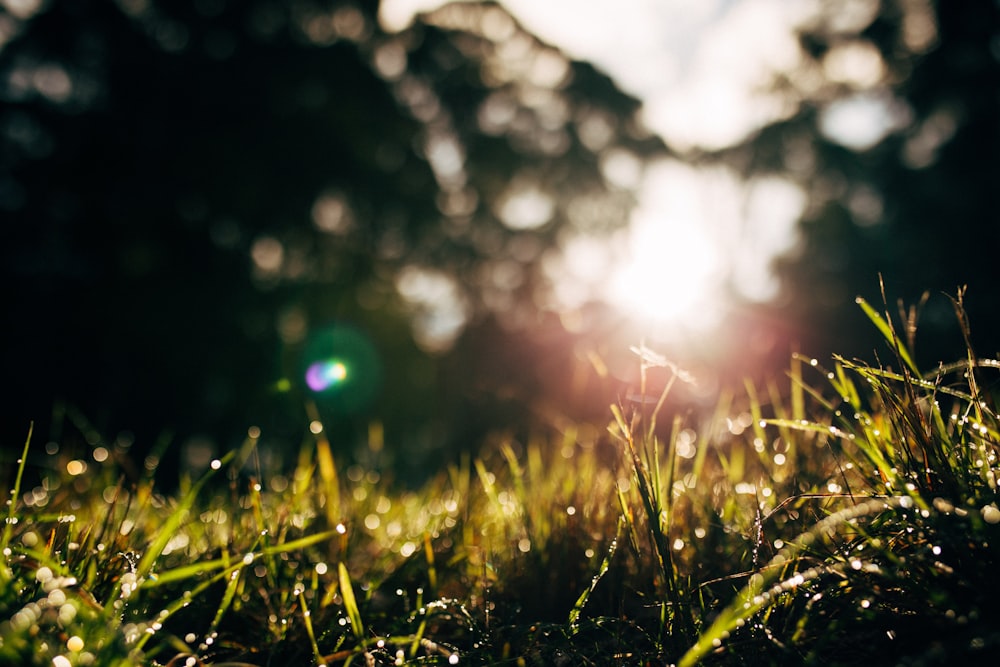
[606, 215, 721, 327]
[601, 160, 726, 332]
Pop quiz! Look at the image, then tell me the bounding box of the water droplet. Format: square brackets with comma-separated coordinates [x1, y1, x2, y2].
[982, 504, 1000, 524]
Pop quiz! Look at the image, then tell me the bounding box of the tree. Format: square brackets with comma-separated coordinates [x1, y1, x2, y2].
[0, 0, 665, 474]
[706, 0, 1000, 367]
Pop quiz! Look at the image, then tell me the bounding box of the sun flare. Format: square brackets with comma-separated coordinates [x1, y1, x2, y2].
[601, 160, 727, 332]
[606, 215, 720, 327]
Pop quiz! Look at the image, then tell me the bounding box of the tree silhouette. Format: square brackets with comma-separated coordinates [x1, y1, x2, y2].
[706, 0, 1000, 367]
[1, 0, 665, 473]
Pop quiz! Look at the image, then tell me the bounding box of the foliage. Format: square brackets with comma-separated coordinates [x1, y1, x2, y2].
[0, 0, 664, 455]
[709, 0, 1000, 364]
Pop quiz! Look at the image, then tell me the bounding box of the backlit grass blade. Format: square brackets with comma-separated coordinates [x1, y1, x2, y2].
[299, 589, 325, 664]
[339, 561, 365, 641]
[568, 519, 622, 631]
[765, 417, 898, 492]
[208, 551, 244, 639]
[141, 556, 231, 587]
[679, 498, 900, 667]
[1, 422, 33, 558]
[136, 449, 236, 579]
[856, 296, 920, 376]
[262, 530, 340, 556]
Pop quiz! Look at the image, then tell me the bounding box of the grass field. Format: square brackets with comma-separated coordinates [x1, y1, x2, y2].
[4, 293, 1000, 666]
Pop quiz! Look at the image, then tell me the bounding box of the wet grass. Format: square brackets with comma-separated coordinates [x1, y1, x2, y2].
[4, 291, 1000, 665]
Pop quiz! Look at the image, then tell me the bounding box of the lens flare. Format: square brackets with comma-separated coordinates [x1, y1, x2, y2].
[306, 360, 348, 392]
[300, 324, 381, 415]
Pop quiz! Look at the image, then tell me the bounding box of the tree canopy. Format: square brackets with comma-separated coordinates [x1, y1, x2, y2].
[1, 0, 664, 473]
[707, 0, 1000, 367]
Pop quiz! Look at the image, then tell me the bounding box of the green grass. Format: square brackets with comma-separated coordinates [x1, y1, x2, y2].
[4, 291, 1000, 665]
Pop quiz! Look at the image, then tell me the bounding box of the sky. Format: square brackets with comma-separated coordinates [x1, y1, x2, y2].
[381, 0, 812, 150]
[377, 0, 845, 340]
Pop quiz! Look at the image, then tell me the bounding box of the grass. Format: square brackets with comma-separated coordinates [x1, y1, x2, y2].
[3, 290, 1000, 665]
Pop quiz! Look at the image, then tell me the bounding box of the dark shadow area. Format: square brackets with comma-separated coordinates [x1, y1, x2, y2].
[0, 0, 665, 480]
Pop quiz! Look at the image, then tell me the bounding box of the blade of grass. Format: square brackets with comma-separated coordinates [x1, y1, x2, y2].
[1, 422, 33, 560]
[568, 518, 622, 632]
[307, 402, 342, 530]
[679, 497, 902, 667]
[299, 589, 325, 665]
[338, 561, 365, 641]
[136, 449, 236, 579]
[856, 296, 920, 376]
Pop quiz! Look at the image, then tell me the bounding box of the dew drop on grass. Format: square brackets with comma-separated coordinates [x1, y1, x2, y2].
[58, 603, 76, 625]
[210, 459, 222, 470]
[982, 504, 1000, 524]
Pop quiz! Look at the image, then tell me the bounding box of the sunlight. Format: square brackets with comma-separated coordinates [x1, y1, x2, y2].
[607, 210, 719, 327]
[550, 159, 805, 339]
[602, 160, 724, 331]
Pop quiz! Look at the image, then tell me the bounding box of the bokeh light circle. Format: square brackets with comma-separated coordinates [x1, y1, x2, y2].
[301, 324, 381, 415]
[306, 359, 348, 391]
